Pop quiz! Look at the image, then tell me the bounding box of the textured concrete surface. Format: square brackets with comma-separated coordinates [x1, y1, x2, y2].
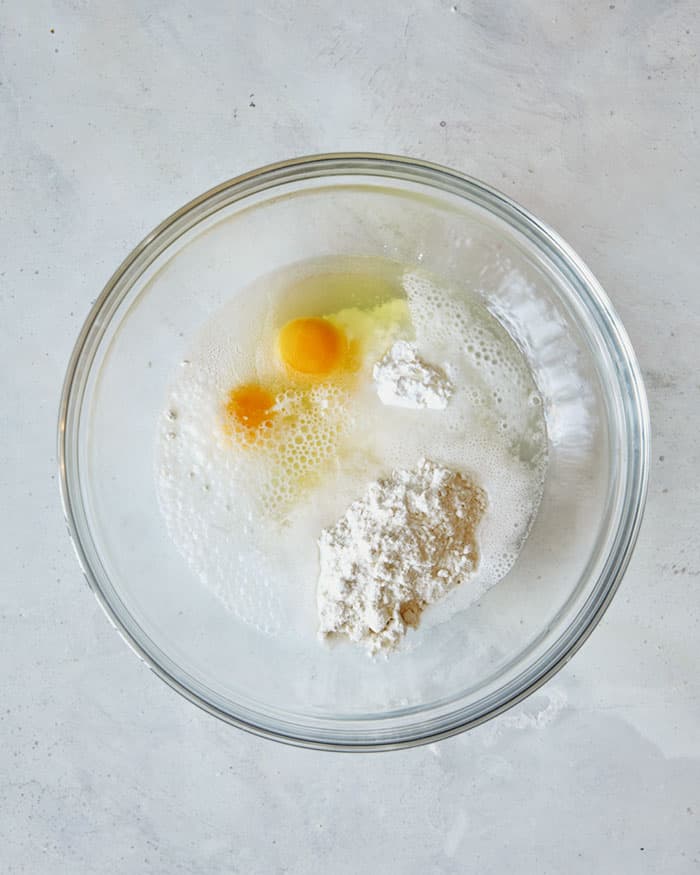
[1, 1, 699, 872]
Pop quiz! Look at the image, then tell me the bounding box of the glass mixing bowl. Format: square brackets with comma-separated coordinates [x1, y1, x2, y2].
[58, 154, 649, 750]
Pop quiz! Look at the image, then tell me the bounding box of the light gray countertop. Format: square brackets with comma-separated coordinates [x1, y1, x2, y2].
[2, 2, 699, 872]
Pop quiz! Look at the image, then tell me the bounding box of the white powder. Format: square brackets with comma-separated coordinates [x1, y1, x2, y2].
[317, 458, 487, 654]
[373, 340, 454, 409]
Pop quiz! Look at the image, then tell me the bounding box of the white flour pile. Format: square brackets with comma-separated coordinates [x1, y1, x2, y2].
[373, 340, 454, 409]
[317, 458, 487, 654]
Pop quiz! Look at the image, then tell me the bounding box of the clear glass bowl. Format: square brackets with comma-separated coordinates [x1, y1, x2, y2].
[58, 154, 649, 750]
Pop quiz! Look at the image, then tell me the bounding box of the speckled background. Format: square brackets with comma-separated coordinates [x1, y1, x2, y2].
[1, 1, 699, 872]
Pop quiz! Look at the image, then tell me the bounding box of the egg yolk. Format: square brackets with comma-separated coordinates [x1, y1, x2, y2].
[225, 384, 276, 430]
[278, 317, 346, 376]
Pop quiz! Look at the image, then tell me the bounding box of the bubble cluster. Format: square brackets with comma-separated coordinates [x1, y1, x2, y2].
[235, 382, 354, 518]
[406, 273, 530, 412]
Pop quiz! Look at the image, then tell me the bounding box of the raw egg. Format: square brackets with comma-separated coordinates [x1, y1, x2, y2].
[225, 384, 276, 431]
[278, 317, 346, 376]
[221, 297, 412, 508]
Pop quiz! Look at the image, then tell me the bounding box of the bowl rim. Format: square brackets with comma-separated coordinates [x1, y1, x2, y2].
[58, 152, 650, 751]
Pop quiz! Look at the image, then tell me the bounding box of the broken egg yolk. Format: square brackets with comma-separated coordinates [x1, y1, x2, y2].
[278, 317, 346, 376]
[225, 384, 276, 431]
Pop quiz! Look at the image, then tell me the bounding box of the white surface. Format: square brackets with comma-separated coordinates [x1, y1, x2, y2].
[1, 1, 698, 872]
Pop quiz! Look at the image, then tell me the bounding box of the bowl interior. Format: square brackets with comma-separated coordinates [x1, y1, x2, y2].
[62, 158, 647, 747]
